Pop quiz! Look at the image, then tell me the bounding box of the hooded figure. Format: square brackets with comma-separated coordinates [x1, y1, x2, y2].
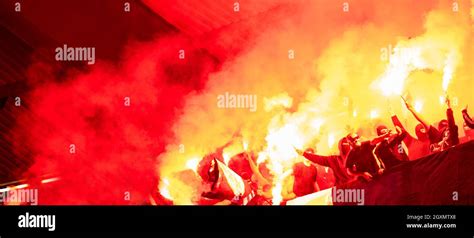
[430, 117, 459, 152]
[376, 125, 389, 136]
[391, 115, 435, 160]
[401, 96, 458, 154]
[298, 137, 356, 187]
[462, 107, 474, 129]
[345, 133, 385, 179]
[438, 119, 449, 132]
[373, 125, 408, 169]
[415, 123, 429, 141]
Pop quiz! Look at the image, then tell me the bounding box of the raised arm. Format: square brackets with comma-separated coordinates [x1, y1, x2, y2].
[387, 126, 407, 147]
[300, 150, 335, 167]
[369, 133, 391, 145]
[446, 110, 459, 146]
[245, 154, 271, 187]
[391, 114, 406, 131]
[445, 96, 459, 145]
[404, 100, 431, 131]
[391, 115, 415, 146]
[462, 105, 474, 129]
[446, 96, 455, 125]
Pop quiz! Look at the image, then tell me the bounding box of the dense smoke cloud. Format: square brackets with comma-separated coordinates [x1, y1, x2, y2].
[14, 34, 219, 204]
[158, 0, 472, 203]
[13, 0, 472, 204]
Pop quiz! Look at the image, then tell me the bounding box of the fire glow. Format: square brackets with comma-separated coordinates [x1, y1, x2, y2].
[159, 178, 172, 200]
[12, 1, 472, 205]
[156, 2, 471, 205]
[414, 100, 424, 113]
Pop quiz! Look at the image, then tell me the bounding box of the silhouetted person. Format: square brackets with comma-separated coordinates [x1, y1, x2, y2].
[391, 112, 432, 160]
[373, 125, 408, 170]
[345, 132, 391, 181]
[296, 137, 356, 187]
[401, 96, 458, 154]
[430, 97, 459, 152]
[462, 105, 474, 129]
[292, 160, 319, 197]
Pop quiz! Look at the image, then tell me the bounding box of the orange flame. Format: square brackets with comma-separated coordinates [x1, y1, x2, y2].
[370, 109, 379, 119]
[243, 140, 249, 151]
[439, 95, 445, 105]
[159, 178, 173, 200]
[442, 51, 456, 92]
[185, 158, 199, 173]
[414, 100, 423, 113]
[328, 133, 336, 148]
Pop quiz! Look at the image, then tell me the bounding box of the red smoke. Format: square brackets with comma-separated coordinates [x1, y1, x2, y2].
[11, 0, 472, 205]
[13, 34, 220, 204]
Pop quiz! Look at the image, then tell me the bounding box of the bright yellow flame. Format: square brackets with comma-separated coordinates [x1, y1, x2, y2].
[265, 123, 302, 162]
[310, 118, 325, 131]
[270, 162, 284, 205]
[439, 95, 445, 105]
[377, 46, 424, 96]
[159, 178, 173, 200]
[256, 152, 268, 165]
[155, 5, 470, 207]
[379, 64, 408, 96]
[328, 133, 336, 148]
[442, 51, 456, 92]
[414, 100, 423, 113]
[223, 152, 231, 165]
[271, 183, 283, 205]
[263, 122, 303, 205]
[243, 140, 249, 151]
[370, 109, 379, 119]
[185, 158, 199, 173]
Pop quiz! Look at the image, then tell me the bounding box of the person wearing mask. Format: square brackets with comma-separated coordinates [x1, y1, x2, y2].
[344, 132, 392, 182]
[399, 96, 448, 155]
[391, 113, 433, 160]
[462, 105, 474, 129]
[295, 137, 356, 187]
[430, 96, 459, 152]
[373, 125, 408, 170]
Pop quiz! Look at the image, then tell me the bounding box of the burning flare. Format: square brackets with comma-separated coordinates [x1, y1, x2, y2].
[442, 51, 456, 92]
[185, 158, 200, 173]
[155, 3, 471, 206]
[414, 100, 424, 113]
[159, 178, 173, 200]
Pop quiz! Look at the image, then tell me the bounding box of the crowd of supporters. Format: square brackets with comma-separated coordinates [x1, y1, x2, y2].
[153, 96, 474, 205]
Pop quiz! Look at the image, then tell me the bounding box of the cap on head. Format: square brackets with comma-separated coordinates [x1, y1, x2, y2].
[376, 125, 389, 136]
[346, 133, 360, 143]
[339, 137, 352, 157]
[415, 123, 428, 140]
[438, 119, 448, 132]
